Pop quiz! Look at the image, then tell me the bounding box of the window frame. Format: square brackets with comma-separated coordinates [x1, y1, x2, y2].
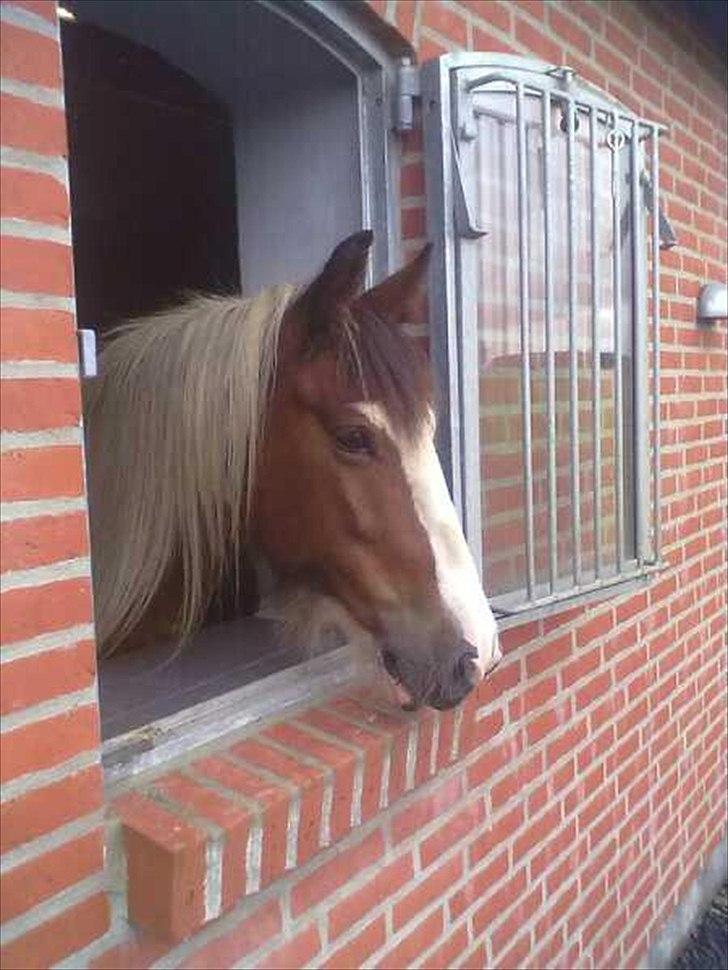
[422, 52, 667, 621]
[60, 0, 410, 780]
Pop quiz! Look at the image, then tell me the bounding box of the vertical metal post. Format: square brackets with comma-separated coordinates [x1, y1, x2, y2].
[632, 120, 648, 565]
[566, 99, 581, 585]
[543, 92, 557, 593]
[590, 107, 602, 579]
[611, 111, 625, 572]
[651, 125, 661, 562]
[516, 82, 536, 600]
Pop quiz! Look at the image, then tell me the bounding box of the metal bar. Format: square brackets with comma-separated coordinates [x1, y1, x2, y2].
[463, 68, 669, 133]
[632, 119, 648, 565]
[543, 92, 557, 593]
[516, 81, 536, 601]
[590, 108, 602, 580]
[566, 100, 581, 585]
[612, 111, 625, 572]
[651, 126, 662, 561]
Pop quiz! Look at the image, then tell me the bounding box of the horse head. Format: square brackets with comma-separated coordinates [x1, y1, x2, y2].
[253, 231, 501, 710]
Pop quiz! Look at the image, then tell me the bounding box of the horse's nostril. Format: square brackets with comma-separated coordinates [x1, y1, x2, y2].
[381, 649, 400, 680]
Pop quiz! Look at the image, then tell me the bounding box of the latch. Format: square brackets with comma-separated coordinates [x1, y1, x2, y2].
[77, 328, 97, 378]
[451, 131, 489, 240]
[395, 58, 420, 132]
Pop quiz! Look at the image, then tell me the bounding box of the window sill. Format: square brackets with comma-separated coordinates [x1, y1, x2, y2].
[491, 563, 663, 629]
[107, 679, 494, 942]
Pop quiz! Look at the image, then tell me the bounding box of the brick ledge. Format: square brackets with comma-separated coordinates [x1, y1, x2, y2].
[108, 683, 506, 942]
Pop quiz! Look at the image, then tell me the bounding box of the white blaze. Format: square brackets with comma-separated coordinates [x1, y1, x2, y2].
[357, 405, 501, 678]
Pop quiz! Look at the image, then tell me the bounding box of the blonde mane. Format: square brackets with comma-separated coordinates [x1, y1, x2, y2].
[84, 286, 298, 655]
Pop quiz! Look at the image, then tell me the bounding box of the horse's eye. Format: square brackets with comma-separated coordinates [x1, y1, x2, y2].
[334, 425, 375, 457]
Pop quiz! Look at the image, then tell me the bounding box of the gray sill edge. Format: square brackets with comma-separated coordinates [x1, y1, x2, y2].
[101, 570, 657, 791]
[640, 835, 728, 970]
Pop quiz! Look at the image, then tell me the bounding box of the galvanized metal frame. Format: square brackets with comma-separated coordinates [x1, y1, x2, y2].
[266, 0, 404, 280]
[99, 1, 409, 764]
[422, 53, 666, 616]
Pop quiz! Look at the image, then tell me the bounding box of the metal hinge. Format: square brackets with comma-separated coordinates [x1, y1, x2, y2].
[395, 58, 420, 132]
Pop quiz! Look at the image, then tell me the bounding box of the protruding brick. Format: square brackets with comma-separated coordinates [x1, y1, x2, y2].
[115, 793, 207, 942]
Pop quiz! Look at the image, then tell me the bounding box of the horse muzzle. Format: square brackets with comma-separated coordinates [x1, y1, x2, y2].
[381, 640, 496, 711]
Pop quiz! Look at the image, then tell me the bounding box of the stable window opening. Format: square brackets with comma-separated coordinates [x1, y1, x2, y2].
[61, 0, 400, 774]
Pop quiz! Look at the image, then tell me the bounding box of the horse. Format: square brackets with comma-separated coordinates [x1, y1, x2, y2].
[83, 231, 502, 710]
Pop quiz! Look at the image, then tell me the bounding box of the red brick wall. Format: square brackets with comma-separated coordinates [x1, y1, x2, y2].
[0, 2, 108, 966]
[0, 1, 725, 968]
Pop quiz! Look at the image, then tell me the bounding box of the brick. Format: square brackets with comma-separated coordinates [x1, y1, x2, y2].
[323, 916, 386, 970]
[0, 577, 92, 645]
[91, 936, 170, 970]
[416, 924, 466, 967]
[513, 804, 562, 862]
[0, 445, 85, 501]
[400, 161, 425, 198]
[468, 803, 524, 868]
[180, 900, 281, 970]
[0, 308, 77, 362]
[515, 16, 562, 64]
[0, 93, 66, 155]
[469, 0, 510, 33]
[530, 818, 577, 880]
[294, 707, 386, 822]
[1, 511, 88, 573]
[0, 378, 80, 431]
[492, 885, 542, 956]
[576, 610, 613, 648]
[291, 828, 384, 916]
[0, 703, 99, 782]
[0, 763, 102, 852]
[151, 773, 251, 910]
[229, 737, 324, 864]
[0, 22, 61, 88]
[450, 849, 508, 920]
[0, 639, 96, 714]
[421, 1, 467, 47]
[467, 732, 523, 788]
[329, 851, 413, 939]
[376, 908, 444, 970]
[402, 205, 426, 240]
[393, 854, 462, 930]
[575, 670, 612, 710]
[11, 1, 57, 21]
[264, 721, 356, 841]
[192, 755, 289, 888]
[391, 772, 463, 843]
[526, 706, 562, 745]
[0, 165, 68, 226]
[512, 0, 545, 19]
[526, 633, 572, 677]
[421, 796, 485, 868]
[548, 6, 590, 55]
[492, 751, 542, 808]
[258, 924, 320, 969]
[0, 236, 73, 296]
[562, 646, 601, 687]
[0, 892, 109, 969]
[0, 828, 103, 922]
[472, 867, 528, 936]
[116, 793, 207, 942]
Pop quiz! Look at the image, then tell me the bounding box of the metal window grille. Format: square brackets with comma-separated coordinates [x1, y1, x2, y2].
[423, 54, 671, 617]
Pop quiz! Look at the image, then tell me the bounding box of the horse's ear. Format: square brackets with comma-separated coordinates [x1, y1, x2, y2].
[356, 243, 431, 324]
[308, 230, 374, 311]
